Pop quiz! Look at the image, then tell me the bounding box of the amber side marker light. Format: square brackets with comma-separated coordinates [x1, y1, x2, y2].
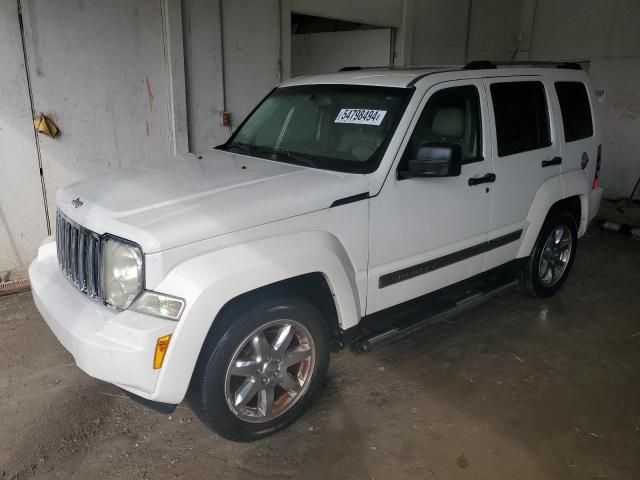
[153, 334, 172, 370]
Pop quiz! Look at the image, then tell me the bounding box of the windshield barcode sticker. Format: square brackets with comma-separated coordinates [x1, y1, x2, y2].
[335, 109, 387, 126]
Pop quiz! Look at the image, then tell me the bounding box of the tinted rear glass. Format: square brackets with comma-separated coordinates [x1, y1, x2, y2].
[555, 81, 593, 142]
[490, 81, 551, 157]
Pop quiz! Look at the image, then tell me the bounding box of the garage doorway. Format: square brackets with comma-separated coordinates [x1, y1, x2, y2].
[290, 13, 394, 78]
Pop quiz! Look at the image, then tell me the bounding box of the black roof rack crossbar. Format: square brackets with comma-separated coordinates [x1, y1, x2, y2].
[464, 61, 497, 70]
[464, 60, 584, 70]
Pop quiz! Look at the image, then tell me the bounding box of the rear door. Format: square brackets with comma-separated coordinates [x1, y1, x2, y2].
[482, 77, 562, 271]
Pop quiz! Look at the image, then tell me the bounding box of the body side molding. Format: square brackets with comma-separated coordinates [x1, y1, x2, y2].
[379, 230, 522, 288]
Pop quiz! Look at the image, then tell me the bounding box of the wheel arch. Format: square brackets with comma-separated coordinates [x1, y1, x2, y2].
[517, 172, 590, 258]
[207, 272, 343, 350]
[147, 231, 361, 404]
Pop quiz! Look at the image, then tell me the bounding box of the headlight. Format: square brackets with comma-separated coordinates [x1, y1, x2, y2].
[102, 237, 144, 309]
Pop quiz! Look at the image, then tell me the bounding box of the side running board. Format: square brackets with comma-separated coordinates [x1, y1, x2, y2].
[352, 279, 518, 353]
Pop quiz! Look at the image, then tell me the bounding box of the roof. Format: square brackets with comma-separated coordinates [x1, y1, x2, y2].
[279, 64, 588, 89]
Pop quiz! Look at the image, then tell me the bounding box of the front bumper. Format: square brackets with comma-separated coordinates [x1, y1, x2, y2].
[29, 237, 177, 398]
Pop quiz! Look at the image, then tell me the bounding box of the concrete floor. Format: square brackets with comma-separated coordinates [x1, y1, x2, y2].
[1, 227, 639, 480]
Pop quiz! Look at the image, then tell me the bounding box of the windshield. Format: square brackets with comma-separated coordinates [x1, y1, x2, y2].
[219, 84, 412, 173]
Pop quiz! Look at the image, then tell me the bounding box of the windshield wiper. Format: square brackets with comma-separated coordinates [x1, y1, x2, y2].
[270, 149, 318, 168]
[223, 141, 255, 154]
[223, 142, 318, 168]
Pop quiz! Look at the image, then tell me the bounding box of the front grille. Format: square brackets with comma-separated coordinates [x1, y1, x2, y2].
[56, 211, 103, 300]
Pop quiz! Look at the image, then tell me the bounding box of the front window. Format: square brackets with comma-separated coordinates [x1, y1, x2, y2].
[219, 84, 412, 173]
[399, 85, 483, 170]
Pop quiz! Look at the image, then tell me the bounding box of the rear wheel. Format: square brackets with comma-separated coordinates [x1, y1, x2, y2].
[520, 211, 578, 297]
[188, 292, 330, 441]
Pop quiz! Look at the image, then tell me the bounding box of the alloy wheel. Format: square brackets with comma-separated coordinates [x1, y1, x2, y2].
[538, 225, 573, 287]
[224, 319, 315, 423]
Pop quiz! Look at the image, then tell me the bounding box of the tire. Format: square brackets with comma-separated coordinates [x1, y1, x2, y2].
[520, 211, 578, 298]
[188, 291, 330, 442]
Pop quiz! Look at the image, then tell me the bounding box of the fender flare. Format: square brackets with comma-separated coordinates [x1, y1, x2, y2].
[149, 231, 362, 403]
[517, 171, 590, 258]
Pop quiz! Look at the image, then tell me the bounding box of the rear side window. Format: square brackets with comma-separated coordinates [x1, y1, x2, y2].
[555, 81, 593, 142]
[490, 81, 551, 157]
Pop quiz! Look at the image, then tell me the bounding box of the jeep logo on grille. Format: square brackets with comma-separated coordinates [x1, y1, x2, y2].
[71, 197, 84, 208]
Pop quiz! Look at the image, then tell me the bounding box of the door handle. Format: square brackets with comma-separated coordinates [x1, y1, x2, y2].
[468, 173, 496, 186]
[541, 156, 562, 167]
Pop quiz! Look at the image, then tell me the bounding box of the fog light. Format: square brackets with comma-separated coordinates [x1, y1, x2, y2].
[153, 334, 172, 370]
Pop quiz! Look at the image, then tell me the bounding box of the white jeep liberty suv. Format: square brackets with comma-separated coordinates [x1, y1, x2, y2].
[30, 61, 603, 441]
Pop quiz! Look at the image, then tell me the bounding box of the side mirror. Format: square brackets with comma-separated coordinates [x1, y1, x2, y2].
[398, 142, 462, 179]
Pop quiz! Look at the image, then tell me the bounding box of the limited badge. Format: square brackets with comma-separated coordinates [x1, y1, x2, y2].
[71, 198, 84, 208]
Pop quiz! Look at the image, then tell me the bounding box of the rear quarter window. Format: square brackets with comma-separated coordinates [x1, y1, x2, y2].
[490, 81, 551, 157]
[555, 81, 593, 142]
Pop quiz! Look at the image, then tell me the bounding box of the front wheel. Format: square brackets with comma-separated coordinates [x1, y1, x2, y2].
[520, 211, 578, 297]
[188, 292, 330, 441]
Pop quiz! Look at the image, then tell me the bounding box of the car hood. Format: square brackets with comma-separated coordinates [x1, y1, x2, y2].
[57, 150, 369, 253]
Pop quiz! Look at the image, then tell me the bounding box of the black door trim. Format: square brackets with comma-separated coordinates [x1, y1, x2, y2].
[378, 229, 523, 288]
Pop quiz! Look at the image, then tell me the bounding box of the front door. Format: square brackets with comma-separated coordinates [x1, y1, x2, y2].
[367, 79, 494, 314]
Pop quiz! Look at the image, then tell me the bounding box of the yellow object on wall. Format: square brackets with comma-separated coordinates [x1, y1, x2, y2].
[33, 114, 59, 139]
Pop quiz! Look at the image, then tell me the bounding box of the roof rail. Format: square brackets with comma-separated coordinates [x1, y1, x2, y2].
[464, 60, 585, 70]
[338, 64, 460, 72]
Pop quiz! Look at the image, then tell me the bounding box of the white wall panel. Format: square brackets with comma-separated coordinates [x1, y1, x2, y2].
[20, 0, 176, 229]
[281, 0, 404, 79]
[590, 58, 640, 199]
[291, 29, 392, 77]
[467, 0, 523, 61]
[530, 0, 640, 60]
[182, 0, 227, 151]
[0, 0, 48, 272]
[410, 0, 469, 65]
[222, 0, 281, 129]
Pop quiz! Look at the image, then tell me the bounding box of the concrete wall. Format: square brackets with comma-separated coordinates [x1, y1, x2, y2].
[20, 0, 177, 228]
[291, 29, 392, 76]
[281, 0, 404, 78]
[182, 0, 226, 151]
[222, 0, 281, 132]
[529, 0, 640, 60]
[526, 0, 640, 198]
[183, 0, 280, 149]
[410, 0, 640, 198]
[184, 0, 405, 148]
[467, 0, 523, 61]
[590, 58, 640, 199]
[411, 0, 469, 65]
[410, 0, 524, 65]
[0, 0, 48, 273]
[411, 0, 640, 65]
